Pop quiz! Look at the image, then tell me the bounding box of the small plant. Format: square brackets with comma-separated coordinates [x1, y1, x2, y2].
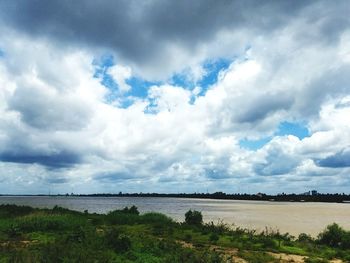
[184, 233, 192, 242]
[122, 205, 139, 215]
[105, 228, 132, 252]
[209, 233, 219, 243]
[304, 258, 329, 263]
[185, 210, 203, 225]
[298, 233, 314, 243]
[317, 223, 350, 249]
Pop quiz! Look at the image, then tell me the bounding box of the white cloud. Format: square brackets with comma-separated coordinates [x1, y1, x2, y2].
[1, 3, 350, 194]
[108, 64, 132, 93]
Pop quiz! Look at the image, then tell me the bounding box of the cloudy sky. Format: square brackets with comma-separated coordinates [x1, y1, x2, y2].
[0, 1, 350, 194]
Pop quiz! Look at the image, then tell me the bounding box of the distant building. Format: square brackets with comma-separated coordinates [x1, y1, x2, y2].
[311, 190, 318, 196]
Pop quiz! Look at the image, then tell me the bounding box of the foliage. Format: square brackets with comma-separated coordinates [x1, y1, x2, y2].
[304, 258, 329, 263]
[298, 233, 314, 243]
[184, 209, 203, 225]
[209, 233, 219, 243]
[317, 223, 350, 249]
[105, 228, 132, 252]
[0, 204, 349, 262]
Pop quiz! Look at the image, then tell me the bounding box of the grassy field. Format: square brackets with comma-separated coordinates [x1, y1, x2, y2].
[0, 204, 349, 262]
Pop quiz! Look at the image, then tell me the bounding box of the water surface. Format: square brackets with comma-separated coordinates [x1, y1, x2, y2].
[1, 196, 349, 236]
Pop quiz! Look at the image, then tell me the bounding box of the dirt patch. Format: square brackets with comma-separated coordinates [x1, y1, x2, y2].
[176, 240, 344, 263]
[269, 252, 344, 263]
[210, 245, 248, 263]
[0, 240, 38, 248]
[269, 252, 307, 263]
[177, 240, 194, 249]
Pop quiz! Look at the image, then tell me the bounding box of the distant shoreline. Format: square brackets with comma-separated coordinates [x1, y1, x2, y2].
[1, 192, 350, 203]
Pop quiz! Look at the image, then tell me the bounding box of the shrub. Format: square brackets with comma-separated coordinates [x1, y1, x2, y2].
[203, 220, 230, 235]
[317, 223, 350, 248]
[106, 206, 141, 225]
[209, 233, 219, 243]
[105, 228, 132, 252]
[298, 233, 314, 243]
[140, 212, 173, 225]
[304, 258, 329, 263]
[122, 205, 139, 215]
[0, 204, 34, 218]
[184, 233, 192, 242]
[185, 210, 203, 225]
[13, 214, 86, 232]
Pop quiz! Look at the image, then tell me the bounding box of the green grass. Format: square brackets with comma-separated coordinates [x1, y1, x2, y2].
[0, 204, 349, 262]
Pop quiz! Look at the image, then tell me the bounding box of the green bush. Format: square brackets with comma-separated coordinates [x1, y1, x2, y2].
[106, 206, 143, 225]
[13, 214, 87, 232]
[298, 233, 314, 243]
[105, 228, 132, 252]
[0, 204, 34, 218]
[185, 210, 203, 225]
[209, 233, 219, 243]
[203, 220, 230, 235]
[121, 205, 139, 215]
[317, 223, 350, 249]
[140, 212, 173, 225]
[304, 258, 329, 263]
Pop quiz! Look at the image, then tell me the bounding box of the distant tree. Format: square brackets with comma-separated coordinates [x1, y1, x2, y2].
[317, 223, 349, 248]
[185, 210, 203, 225]
[297, 233, 313, 243]
[122, 205, 139, 215]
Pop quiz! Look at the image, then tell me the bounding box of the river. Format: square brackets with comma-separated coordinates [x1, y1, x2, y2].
[1, 196, 349, 236]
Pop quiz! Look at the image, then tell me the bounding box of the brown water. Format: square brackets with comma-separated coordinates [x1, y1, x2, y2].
[0, 196, 349, 236]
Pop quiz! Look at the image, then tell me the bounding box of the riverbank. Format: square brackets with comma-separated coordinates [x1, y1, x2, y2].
[2, 192, 350, 203]
[0, 204, 349, 262]
[1, 196, 350, 237]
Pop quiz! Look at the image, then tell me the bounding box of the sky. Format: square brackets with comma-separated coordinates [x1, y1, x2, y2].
[0, 1, 350, 194]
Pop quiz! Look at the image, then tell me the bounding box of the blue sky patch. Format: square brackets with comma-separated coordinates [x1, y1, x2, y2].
[93, 55, 233, 108]
[93, 55, 162, 106]
[239, 137, 272, 151]
[92, 55, 120, 103]
[170, 72, 196, 90]
[169, 58, 232, 97]
[240, 121, 310, 151]
[126, 76, 160, 98]
[198, 58, 232, 92]
[276, 121, 310, 139]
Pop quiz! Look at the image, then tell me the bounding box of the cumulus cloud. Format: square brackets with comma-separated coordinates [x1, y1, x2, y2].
[0, 0, 339, 79]
[0, 1, 350, 194]
[316, 149, 350, 168]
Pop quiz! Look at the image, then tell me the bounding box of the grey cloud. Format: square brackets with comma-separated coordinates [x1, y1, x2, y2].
[0, 120, 84, 169]
[0, 150, 82, 169]
[46, 177, 68, 184]
[315, 148, 350, 168]
[205, 168, 232, 179]
[254, 146, 300, 176]
[8, 86, 92, 131]
[0, 1, 314, 75]
[93, 171, 135, 182]
[296, 66, 350, 117]
[235, 93, 294, 123]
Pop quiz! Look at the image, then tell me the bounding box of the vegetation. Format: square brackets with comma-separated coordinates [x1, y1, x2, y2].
[43, 191, 350, 203]
[0, 204, 349, 262]
[185, 209, 203, 225]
